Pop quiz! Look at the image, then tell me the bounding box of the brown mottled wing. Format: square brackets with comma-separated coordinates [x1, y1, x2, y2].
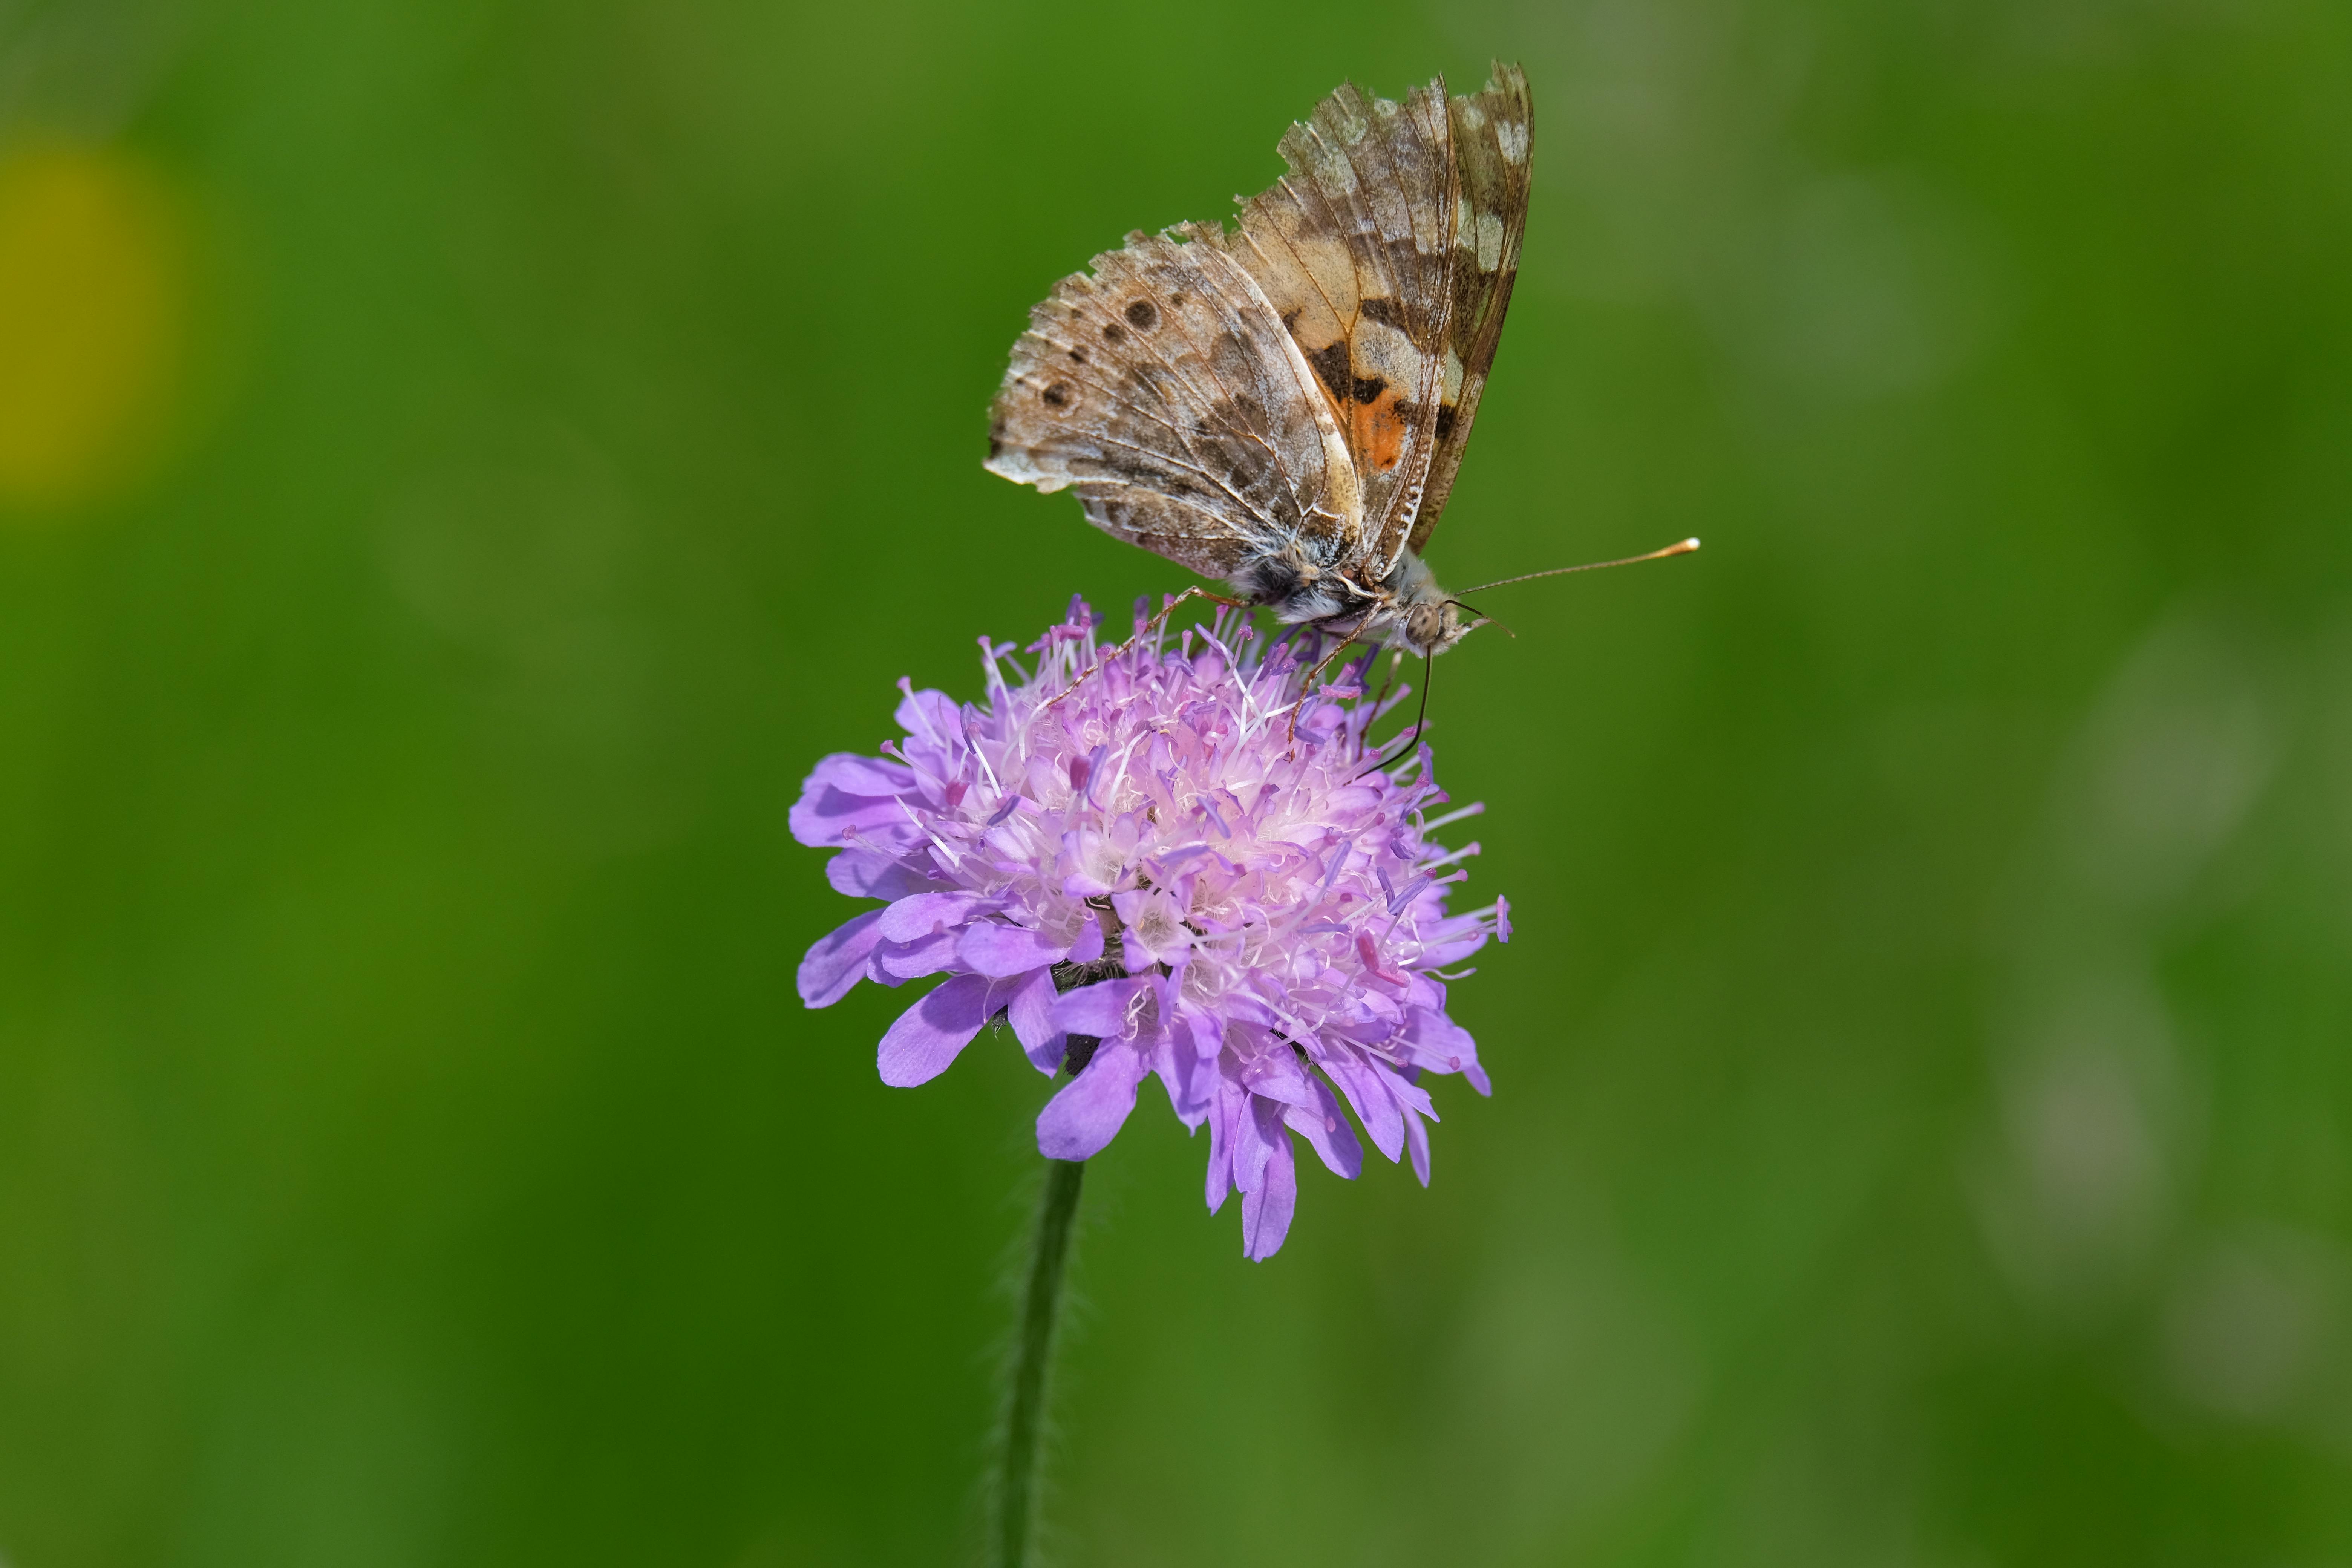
[1409, 63, 1532, 553]
[985, 228, 1362, 583]
[1208, 77, 1459, 580]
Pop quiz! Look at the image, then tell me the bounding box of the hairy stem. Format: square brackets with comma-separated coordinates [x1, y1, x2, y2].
[996, 1155, 1084, 1568]
[994, 1031, 1098, 1568]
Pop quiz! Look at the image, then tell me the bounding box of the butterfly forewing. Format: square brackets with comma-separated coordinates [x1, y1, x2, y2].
[986, 229, 1361, 579]
[1214, 78, 1459, 580]
[1411, 64, 1532, 553]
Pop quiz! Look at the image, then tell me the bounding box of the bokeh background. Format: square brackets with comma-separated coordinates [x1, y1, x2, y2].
[5, 0, 2350, 1563]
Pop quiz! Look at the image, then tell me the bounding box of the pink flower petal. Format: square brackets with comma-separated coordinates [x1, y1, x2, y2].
[873, 931, 958, 980]
[809, 753, 917, 796]
[1234, 1044, 1315, 1108]
[789, 755, 917, 847]
[1233, 1092, 1277, 1197]
[1402, 1098, 1432, 1188]
[1035, 1040, 1150, 1160]
[1325, 1057, 1404, 1163]
[1241, 1111, 1297, 1260]
[1051, 979, 1148, 1040]
[877, 890, 994, 942]
[893, 683, 961, 747]
[825, 851, 936, 901]
[876, 974, 993, 1087]
[797, 910, 887, 1008]
[1006, 966, 1064, 1075]
[1204, 1081, 1243, 1214]
[958, 920, 1072, 978]
[1284, 1076, 1363, 1179]
[1066, 913, 1106, 965]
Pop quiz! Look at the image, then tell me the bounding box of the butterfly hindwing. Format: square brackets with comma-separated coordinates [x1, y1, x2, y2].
[986, 229, 1363, 580]
[1214, 78, 1459, 581]
[1411, 63, 1532, 553]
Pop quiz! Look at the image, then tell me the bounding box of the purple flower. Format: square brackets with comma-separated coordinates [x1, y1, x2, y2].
[792, 597, 1510, 1260]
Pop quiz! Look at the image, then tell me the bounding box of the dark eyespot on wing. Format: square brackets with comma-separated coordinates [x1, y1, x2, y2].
[1101, 322, 1125, 343]
[1042, 381, 1071, 407]
[1350, 373, 1388, 405]
[1069, 347, 1087, 363]
[1124, 299, 1159, 330]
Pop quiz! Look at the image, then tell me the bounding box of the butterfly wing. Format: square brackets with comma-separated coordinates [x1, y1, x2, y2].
[1410, 64, 1532, 554]
[985, 228, 1363, 585]
[1212, 77, 1460, 580]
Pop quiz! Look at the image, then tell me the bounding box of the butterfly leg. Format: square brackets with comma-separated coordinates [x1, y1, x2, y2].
[1285, 626, 1372, 746]
[1044, 585, 1255, 711]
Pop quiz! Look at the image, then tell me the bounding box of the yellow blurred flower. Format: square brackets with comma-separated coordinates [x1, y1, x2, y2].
[0, 142, 190, 512]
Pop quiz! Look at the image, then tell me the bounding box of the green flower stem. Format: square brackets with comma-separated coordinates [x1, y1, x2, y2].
[996, 1151, 1085, 1568]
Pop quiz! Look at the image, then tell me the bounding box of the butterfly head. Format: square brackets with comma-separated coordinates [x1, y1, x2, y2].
[1397, 595, 1474, 657]
[1383, 550, 1483, 658]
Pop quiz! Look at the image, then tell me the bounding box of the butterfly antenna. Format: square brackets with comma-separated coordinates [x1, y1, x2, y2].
[1457, 537, 1701, 596]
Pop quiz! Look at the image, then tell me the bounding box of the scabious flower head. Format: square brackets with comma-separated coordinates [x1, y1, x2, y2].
[792, 597, 1510, 1259]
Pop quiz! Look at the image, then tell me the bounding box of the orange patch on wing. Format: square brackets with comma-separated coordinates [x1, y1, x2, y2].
[1348, 387, 1409, 473]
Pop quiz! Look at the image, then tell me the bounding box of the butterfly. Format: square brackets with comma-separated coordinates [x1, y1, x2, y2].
[985, 64, 1533, 662]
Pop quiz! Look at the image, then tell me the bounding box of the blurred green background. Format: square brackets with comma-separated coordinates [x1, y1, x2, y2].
[4, 0, 2350, 1563]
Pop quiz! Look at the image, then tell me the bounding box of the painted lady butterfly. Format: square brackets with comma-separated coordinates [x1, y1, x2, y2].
[986, 65, 1535, 660]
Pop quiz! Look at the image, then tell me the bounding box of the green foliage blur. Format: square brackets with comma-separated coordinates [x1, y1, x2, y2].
[4, 0, 2350, 1562]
